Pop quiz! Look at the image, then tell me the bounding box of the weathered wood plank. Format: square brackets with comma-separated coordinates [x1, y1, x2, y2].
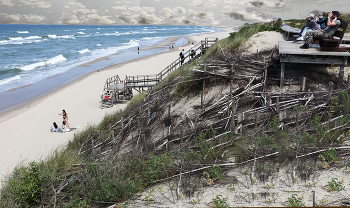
[281, 25, 301, 34]
[280, 56, 347, 65]
[279, 41, 350, 56]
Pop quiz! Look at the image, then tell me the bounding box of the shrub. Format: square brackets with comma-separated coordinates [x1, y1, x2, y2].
[212, 194, 230, 208]
[327, 178, 345, 191]
[8, 161, 46, 207]
[287, 194, 305, 207]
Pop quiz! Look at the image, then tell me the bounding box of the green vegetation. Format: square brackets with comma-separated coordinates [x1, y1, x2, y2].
[319, 148, 338, 164]
[7, 161, 45, 207]
[287, 194, 305, 207]
[203, 20, 282, 59]
[212, 195, 230, 208]
[327, 178, 345, 191]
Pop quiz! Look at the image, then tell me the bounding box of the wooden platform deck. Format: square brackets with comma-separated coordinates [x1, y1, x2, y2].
[278, 41, 350, 88]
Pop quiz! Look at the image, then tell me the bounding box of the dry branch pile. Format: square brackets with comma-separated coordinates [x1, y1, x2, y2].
[72, 47, 350, 207]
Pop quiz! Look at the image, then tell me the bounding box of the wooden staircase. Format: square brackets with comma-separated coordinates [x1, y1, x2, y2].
[100, 37, 218, 108]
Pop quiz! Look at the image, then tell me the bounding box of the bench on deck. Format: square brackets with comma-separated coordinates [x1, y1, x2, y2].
[281, 25, 301, 40]
[319, 20, 349, 52]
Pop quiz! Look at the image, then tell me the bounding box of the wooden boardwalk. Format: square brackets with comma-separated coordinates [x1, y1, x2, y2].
[100, 38, 218, 108]
[278, 41, 350, 88]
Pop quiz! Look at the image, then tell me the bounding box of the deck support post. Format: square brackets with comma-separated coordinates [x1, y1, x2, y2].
[280, 62, 285, 89]
[339, 65, 345, 87]
[302, 77, 306, 91]
[329, 82, 333, 100]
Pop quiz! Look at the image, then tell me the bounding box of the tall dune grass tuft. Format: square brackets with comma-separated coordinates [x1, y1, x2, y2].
[203, 21, 283, 59]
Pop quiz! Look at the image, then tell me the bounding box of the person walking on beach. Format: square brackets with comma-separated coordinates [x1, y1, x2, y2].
[300, 11, 341, 49]
[59, 109, 70, 129]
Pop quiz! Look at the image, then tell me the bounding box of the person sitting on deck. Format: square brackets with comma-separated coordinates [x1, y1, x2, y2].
[317, 13, 327, 29]
[294, 14, 320, 41]
[300, 11, 341, 49]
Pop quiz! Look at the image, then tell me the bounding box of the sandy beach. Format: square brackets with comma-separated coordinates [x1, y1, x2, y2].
[0, 30, 233, 184]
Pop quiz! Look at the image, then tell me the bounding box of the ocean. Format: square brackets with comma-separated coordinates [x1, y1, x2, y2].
[0, 25, 219, 112]
[0, 24, 218, 93]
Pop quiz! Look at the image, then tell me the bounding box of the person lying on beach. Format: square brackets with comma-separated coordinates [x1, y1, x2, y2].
[59, 109, 70, 129]
[50, 122, 58, 132]
[300, 11, 341, 49]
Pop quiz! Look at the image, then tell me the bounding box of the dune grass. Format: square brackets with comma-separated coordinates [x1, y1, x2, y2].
[202, 20, 283, 60]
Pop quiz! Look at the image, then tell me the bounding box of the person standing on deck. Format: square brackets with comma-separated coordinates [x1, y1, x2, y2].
[300, 11, 341, 49]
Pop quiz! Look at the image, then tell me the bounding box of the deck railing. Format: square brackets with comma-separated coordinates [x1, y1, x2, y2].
[157, 37, 218, 80]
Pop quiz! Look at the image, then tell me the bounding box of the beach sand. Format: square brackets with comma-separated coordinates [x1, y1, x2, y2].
[0, 30, 233, 184]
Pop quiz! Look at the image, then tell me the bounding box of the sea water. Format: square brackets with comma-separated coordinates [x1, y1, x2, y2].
[0, 25, 218, 93]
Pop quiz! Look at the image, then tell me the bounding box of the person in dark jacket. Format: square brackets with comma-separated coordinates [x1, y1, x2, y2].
[317, 13, 327, 29]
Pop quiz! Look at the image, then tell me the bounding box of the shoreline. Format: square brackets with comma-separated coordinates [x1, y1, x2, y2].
[0, 36, 186, 123]
[0, 30, 233, 184]
[0, 35, 190, 115]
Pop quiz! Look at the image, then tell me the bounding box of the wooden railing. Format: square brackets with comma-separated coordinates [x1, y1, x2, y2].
[157, 37, 218, 81]
[125, 74, 161, 87]
[102, 75, 121, 92]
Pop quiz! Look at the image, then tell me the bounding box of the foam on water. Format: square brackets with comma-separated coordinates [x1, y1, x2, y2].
[0, 36, 42, 45]
[46, 54, 67, 65]
[77, 32, 85, 34]
[0, 75, 21, 86]
[78, 49, 90, 54]
[48, 34, 58, 39]
[17, 31, 29, 33]
[25, 36, 41, 40]
[58, 35, 75, 39]
[20, 54, 67, 71]
[9, 37, 23, 40]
